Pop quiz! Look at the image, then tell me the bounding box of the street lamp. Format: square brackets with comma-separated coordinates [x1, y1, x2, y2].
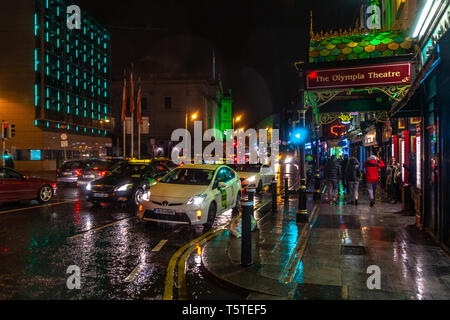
[233, 115, 242, 130]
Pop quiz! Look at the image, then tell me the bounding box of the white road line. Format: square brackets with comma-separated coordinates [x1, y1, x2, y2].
[124, 264, 144, 283]
[152, 239, 168, 252]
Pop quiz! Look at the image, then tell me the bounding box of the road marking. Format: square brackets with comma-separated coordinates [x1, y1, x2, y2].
[124, 264, 145, 283]
[152, 239, 168, 252]
[0, 199, 77, 214]
[68, 217, 130, 239]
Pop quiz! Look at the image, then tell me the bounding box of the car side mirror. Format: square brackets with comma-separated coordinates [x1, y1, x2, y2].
[218, 182, 226, 189]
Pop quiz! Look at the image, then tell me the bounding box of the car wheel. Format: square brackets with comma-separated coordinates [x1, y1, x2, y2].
[203, 202, 216, 229]
[256, 180, 263, 193]
[37, 185, 53, 203]
[131, 187, 144, 207]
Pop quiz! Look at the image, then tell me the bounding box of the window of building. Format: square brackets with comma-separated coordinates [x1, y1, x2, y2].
[142, 97, 148, 110]
[164, 97, 171, 109]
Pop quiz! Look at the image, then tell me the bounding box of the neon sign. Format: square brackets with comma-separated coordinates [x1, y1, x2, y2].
[330, 124, 346, 137]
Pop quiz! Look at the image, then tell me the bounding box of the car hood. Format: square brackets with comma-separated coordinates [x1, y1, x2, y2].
[236, 172, 257, 180]
[150, 183, 207, 202]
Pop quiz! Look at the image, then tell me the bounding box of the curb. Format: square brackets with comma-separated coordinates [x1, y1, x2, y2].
[201, 197, 317, 299]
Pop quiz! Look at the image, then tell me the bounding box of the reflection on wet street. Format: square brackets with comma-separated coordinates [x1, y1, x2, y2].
[0, 183, 265, 299]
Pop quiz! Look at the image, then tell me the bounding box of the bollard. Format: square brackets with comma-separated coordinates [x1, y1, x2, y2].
[313, 171, 321, 201]
[271, 180, 278, 212]
[246, 187, 256, 204]
[241, 200, 253, 267]
[284, 177, 289, 200]
[296, 182, 308, 223]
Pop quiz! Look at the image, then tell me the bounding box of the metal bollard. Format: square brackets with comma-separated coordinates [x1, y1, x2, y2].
[246, 187, 256, 203]
[241, 200, 253, 267]
[271, 180, 277, 212]
[284, 177, 289, 200]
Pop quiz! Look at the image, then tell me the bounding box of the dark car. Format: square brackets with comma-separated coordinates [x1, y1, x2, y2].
[0, 167, 57, 204]
[151, 158, 178, 171]
[85, 163, 169, 207]
[76, 160, 121, 187]
[57, 159, 105, 184]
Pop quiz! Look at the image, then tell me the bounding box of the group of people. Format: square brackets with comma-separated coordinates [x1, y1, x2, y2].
[323, 153, 386, 207]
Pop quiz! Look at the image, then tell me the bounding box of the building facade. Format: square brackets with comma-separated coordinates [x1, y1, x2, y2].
[111, 73, 231, 158]
[0, 0, 112, 172]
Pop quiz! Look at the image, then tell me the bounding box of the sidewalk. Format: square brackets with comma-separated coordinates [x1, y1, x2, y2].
[202, 190, 450, 300]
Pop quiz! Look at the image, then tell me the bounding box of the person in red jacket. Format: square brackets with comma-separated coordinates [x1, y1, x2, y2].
[363, 154, 385, 207]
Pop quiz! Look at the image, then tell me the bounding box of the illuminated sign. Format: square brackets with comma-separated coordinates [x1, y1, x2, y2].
[416, 136, 421, 189]
[330, 124, 346, 137]
[306, 62, 411, 90]
[339, 113, 352, 125]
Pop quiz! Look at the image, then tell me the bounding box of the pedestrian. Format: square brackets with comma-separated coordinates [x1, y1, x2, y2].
[346, 157, 360, 205]
[341, 154, 349, 193]
[386, 157, 401, 204]
[324, 155, 341, 205]
[363, 154, 385, 207]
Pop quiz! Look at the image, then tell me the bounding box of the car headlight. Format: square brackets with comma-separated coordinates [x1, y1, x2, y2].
[245, 176, 256, 183]
[115, 184, 133, 191]
[86, 182, 92, 191]
[143, 190, 151, 201]
[187, 194, 206, 205]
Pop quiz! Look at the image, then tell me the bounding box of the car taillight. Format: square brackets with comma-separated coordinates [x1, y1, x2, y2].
[98, 170, 106, 176]
[57, 169, 60, 173]
[75, 169, 81, 176]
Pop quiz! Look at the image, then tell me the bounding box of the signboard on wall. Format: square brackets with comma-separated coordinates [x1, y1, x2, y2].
[306, 62, 411, 90]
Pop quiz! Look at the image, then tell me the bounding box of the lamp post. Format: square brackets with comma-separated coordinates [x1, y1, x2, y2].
[313, 123, 322, 201]
[233, 115, 242, 131]
[296, 66, 308, 223]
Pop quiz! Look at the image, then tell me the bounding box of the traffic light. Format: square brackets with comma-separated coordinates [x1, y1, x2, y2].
[10, 124, 15, 138]
[1, 121, 8, 140]
[291, 127, 308, 144]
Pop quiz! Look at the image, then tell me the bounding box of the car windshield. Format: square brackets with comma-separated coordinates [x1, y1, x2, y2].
[228, 164, 261, 173]
[160, 168, 215, 185]
[110, 164, 148, 176]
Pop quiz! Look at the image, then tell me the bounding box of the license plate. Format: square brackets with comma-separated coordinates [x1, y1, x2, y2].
[154, 208, 175, 215]
[63, 172, 72, 176]
[93, 193, 109, 198]
[84, 175, 94, 179]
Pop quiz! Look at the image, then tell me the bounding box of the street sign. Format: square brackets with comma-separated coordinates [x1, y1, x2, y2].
[60, 133, 68, 141]
[306, 62, 412, 90]
[61, 140, 68, 148]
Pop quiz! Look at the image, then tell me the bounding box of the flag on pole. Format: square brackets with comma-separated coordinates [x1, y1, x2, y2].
[121, 77, 127, 122]
[137, 85, 142, 125]
[129, 71, 135, 114]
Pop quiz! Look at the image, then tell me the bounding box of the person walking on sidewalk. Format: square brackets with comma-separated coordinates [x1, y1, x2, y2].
[386, 157, 401, 204]
[346, 157, 360, 205]
[325, 155, 341, 205]
[341, 154, 349, 194]
[363, 154, 385, 207]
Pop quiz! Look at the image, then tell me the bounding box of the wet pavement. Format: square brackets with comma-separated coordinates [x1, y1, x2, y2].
[202, 187, 450, 300]
[0, 183, 270, 300]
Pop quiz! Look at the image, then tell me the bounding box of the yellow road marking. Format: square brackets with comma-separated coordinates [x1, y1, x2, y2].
[177, 229, 225, 300]
[0, 199, 77, 214]
[152, 239, 168, 252]
[163, 198, 270, 300]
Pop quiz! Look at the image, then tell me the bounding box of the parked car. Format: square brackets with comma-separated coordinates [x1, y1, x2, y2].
[0, 167, 57, 203]
[85, 163, 169, 207]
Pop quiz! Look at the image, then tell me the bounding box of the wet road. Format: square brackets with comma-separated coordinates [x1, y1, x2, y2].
[0, 184, 270, 300]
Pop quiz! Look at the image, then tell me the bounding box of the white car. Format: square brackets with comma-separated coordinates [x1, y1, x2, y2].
[228, 163, 275, 193]
[138, 164, 242, 227]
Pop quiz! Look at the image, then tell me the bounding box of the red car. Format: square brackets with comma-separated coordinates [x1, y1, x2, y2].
[0, 167, 57, 203]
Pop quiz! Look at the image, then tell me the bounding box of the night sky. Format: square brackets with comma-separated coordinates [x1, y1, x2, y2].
[74, 0, 360, 127]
